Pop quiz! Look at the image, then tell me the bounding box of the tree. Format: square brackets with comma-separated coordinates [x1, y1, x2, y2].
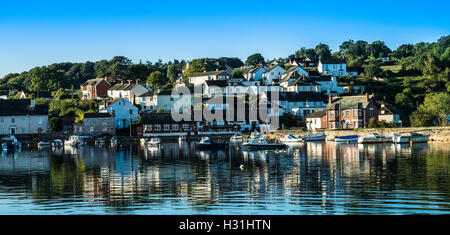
[147, 71, 166, 90]
[315, 43, 331, 59]
[418, 92, 450, 126]
[391, 44, 414, 60]
[245, 53, 265, 66]
[395, 88, 415, 114]
[366, 41, 391, 58]
[363, 63, 383, 78]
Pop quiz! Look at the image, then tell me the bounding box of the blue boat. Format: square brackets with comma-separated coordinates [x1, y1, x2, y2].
[2, 142, 17, 152]
[334, 135, 359, 142]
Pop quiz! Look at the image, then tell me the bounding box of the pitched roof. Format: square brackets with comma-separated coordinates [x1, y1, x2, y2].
[288, 75, 320, 87]
[190, 70, 230, 77]
[82, 78, 110, 87]
[264, 64, 284, 73]
[0, 99, 48, 116]
[109, 82, 143, 91]
[84, 112, 114, 119]
[205, 80, 228, 88]
[306, 110, 327, 118]
[248, 65, 266, 74]
[327, 95, 375, 109]
[319, 57, 346, 64]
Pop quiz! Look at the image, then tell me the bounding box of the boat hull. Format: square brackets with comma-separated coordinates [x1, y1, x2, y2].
[393, 135, 429, 144]
[195, 143, 226, 149]
[335, 135, 359, 142]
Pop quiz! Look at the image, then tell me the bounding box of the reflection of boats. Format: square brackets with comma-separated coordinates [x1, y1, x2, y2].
[38, 141, 51, 147]
[393, 132, 429, 144]
[243, 134, 286, 150]
[335, 135, 358, 142]
[64, 136, 83, 146]
[96, 137, 105, 145]
[148, 138, 161, 148]
[303, 133, 326, 141]
[111, 137, 118, 146]
[358, 133, 392, 143]
[230, 133, 243, 142]
[52, 139, 63, 147]
[178, 136, 186, 142]
[194, 137, 227, 149]
[140, 138, 148, 145]
[279, 135, 303, 143]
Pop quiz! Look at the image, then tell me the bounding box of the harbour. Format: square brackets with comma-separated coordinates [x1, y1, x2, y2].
[1, 140, 450, 214]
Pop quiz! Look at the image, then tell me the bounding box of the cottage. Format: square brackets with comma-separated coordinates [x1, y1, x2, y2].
[107, 80, 151, 103]
[281, 72, 321, 92]
[81, 77, 111, 100]
[378, 104, 401, 126]
[306, 110, 327, 131]
[287, 57, 316, 67]
[188, 70, 231, 86]
[317, 57, 348, 76]
[73, 112, 115, 136]
[262, 64, 286, 85]
[244, 65, 266, 81]
[100, 98, 138, 129]
[325, 93, 378, 129]
[309, 75, 344, 94]
[272, 92, 328, 118]
[0, 99, 49, 135]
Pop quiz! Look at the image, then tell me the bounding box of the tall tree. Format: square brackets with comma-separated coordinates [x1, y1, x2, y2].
[315, 43, 331, 59]
[245, 53, 265, 66]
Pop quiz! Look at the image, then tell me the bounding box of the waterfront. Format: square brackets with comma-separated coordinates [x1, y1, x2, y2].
[0, 141, 450, 215]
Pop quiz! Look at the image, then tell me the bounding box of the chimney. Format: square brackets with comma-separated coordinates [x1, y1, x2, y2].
[328, 95, 332, 104]
[136, 79, 140, 85]
[365, 93, 369, 103]
[128, 80, 132, 85]
[104, 76, 108, 82]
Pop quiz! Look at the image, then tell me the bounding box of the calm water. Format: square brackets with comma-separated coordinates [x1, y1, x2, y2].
[0, 141, 450, 215]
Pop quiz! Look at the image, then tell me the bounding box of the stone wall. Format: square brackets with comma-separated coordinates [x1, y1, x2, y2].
[266, 127, 450, 143]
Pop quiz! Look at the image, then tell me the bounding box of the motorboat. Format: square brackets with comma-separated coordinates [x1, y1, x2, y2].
[52, 139, 64, 147]
[279, 134, 303, 143]
[358, 133, 392, 143]
[110, 137, 118, 146]
[148, 138, 161, 148]
[392, 132, 429, 144]
[303, 133, 326, 141]
[64, 135, 82, 147]
[334, 135, 359, 143]
[230, 133, 244, 142]
[243, 134, 286, 150]
[38, 141, 51, 147]
[194, 137, 227, 149]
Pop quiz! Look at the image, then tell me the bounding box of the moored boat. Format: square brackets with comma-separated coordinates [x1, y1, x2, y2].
[194, 137, 227, 149]
[230, 133, 244, 142]
[392, 132, 429, 144]
[38, 141, 51, 147]
[303, 133, 326, 141]
[335, 135, 359, 143]
[52, 139, 64, 147]
[279, 134, 303, 143]
[243, 134, 286, 150]
[64, 135, 82, 147]
[358, 133, 392, 143]
[178, 136, 186, 142]
[148, 138, 161, 148]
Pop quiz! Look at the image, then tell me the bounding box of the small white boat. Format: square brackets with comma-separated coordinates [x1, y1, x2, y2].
[279, 134, 303, 143]
[38, 141, 51, 147]
[303, 133, 326, 141]
[243, 134, 286, 150]
[52, 139, 64, 147]
[110, 137, 118, 146]
[148, 138, 161, 148]
[230, 133, 244, 142]
[140, 138, 148, 145]
[392, 132, 429, 144]
[64, 135, 82, 147]
[335, 135, 359, 143]
[358, 133, 392, 143]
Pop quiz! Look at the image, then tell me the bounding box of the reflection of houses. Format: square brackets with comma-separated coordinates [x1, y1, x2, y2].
[81, 77, 111, 100]
[325, 93, 378, 129]
[73, 112, 115, 136]
[0, 99, 49, 135]
[140, 113, 195, 137]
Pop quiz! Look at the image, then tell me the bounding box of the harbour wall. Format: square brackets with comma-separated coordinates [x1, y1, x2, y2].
[266, 127, 450, 143]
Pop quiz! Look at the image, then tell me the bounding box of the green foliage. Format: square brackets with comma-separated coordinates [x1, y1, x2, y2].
[315, 43, 331, 59]
[280, 113, 297, 127]
[417, 92, 450, 126]
[245, 53, 265, 66]
[368, 117, 395, 128]
[147, 71, 167, 90]
[410, 109, 434, 127]
[363, 63, 383, 78]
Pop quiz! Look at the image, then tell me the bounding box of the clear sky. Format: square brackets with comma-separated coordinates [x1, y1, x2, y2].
[0, 0, 449, 77]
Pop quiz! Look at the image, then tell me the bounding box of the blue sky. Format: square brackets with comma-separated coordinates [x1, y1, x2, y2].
[0, 0, 449, 77]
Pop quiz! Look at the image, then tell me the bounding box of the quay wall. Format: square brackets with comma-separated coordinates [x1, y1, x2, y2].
[266, 127, 450, 143]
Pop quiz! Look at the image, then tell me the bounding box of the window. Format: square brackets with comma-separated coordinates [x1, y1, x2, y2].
[346, 110, 349, 117]
[154, 124, 161, 131]
[0, 118, 4, 123]
[330, 110, 334, 117]
[22, 117, 25, 123]
[172, 124, 178, 130]
[163, 124, 170, 131]
[353, 109, 358, 117]
[90, 127, 94, 132]
[370, 108, 374, 117]
[11, 118, 15, 123]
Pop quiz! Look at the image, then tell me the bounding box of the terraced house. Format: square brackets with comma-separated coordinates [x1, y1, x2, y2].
[325, 93, 378, 129]
[107, 80, 150, 103]
[0, 99, 49, 135]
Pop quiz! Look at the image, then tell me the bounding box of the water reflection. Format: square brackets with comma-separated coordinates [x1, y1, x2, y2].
[0, 141, 449, 215]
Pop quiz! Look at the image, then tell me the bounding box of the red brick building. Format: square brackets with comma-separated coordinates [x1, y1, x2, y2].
[325, 93, 378, 129]
[81, 77, 111, 100]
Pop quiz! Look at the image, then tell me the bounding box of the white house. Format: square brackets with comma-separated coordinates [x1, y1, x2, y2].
[310, 76, 344, 94]
[0, 99, 49, 135]
[188, 70, 231, 86]
[317, 58, 348, 76]
[244, 65, 266, 81]
[276, 92, 328, 118]
[204, 80, 228, 97]
[280, 66, 309, 81]
[107, 80, 151, 104]
[262, 65, 286, 85]
[306, 110, 327, 131]
[280, 71, 321, 92]
[100, 98, 139, 129]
